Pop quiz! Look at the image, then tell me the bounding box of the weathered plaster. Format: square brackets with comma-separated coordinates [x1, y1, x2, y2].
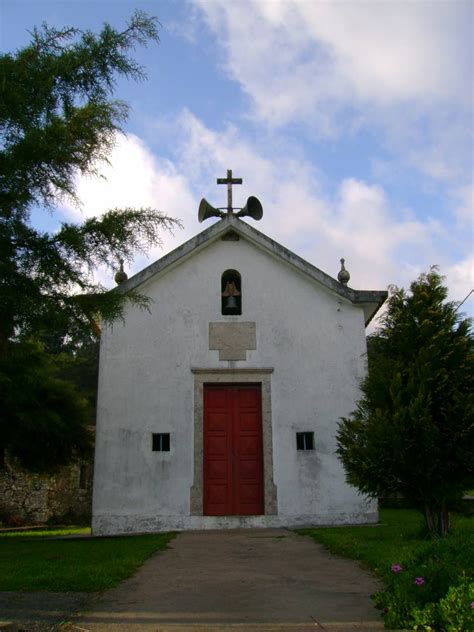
[93, 508, 378, 535]
[117, 215, 387, 326]
[93, 227, 380, 535]
[190, 369, 277, 516]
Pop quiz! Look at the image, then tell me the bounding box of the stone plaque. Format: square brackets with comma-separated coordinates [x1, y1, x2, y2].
[209, 322, 257, 361]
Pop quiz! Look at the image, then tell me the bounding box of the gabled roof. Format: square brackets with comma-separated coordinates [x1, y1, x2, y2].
[119, 215, 387, 326]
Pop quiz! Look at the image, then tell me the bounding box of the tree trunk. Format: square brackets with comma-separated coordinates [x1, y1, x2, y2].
[438, 502, 450, 536]
[423, 504, 436, 535]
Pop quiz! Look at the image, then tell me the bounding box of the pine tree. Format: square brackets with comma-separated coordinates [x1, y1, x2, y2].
[0, 12, 181, 469]
[337, 269, 474, 536]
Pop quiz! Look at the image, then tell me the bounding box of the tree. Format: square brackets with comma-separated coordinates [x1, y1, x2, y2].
[0, 340, 92, 471]
[0, 12, 181, 469]
[336, 269, 474, 536]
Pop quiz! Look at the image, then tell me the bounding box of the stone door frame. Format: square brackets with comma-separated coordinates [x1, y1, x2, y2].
[190, 368, 277, 516]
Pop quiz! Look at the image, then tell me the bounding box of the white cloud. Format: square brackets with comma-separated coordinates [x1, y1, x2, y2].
[174, 111, 473, 316]
[57, 111, 472, 316]
[445, 256, 474, 318]
[446, 256, 474, 295]
[169, 111, 445, 292]
[62, 132, 195, 225]
[453, 183, 474, 226]
[193, 0, 473, 184]
[195, 0, 471, 119]
[59, 132, 195, 283]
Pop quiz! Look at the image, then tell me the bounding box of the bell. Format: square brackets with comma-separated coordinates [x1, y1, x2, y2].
[224, 295, 238, 310]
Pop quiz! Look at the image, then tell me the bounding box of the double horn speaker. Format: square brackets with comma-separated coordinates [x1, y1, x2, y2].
[236, 196, 263, 220]
[198, 196, 263, 223]
[198, 198, 224, 223]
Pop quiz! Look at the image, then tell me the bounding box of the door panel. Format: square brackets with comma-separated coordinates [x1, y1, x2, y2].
[203, 384, 264, 516]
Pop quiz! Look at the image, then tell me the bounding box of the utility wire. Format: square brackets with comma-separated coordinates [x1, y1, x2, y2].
[455, 288, 474, 311]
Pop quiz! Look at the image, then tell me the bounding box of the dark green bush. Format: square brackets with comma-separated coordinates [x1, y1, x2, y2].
[373, 531, 474, 629]
[437, 580, 474, 631]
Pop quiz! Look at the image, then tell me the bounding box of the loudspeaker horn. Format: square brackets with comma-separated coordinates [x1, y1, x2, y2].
[198, 198, 224, 223]
[236, 196, 263, 221]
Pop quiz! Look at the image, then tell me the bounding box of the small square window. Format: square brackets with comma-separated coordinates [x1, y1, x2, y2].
[152, 433, 170, 452]
[296, 432, 314, 451]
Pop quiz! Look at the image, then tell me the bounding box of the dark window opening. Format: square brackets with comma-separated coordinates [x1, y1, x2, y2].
[221, 269, 242, 315]
[152, 433, 170, 452]
[296, 432, 314, 451]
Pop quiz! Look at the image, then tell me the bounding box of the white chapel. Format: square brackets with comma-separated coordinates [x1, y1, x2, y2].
[92, 171, 387, 535]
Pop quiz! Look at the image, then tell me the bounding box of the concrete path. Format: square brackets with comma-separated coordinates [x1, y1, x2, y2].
[63, 528, 384, 631]
[0, 592, 89, 631]
[0, 529, 385, 631]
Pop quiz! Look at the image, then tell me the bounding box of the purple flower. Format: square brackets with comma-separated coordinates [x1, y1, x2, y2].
[391, 564, 402, 573]
[470, 601, 474, 609]
[415, 577, 425, 586]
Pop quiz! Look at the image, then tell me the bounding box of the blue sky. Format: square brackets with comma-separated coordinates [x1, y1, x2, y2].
[1, 0, 473, 321]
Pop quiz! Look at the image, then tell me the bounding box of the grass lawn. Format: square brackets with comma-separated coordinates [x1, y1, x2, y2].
[0, 528, 175, 592]
[297, 509, 474, 582]
[0, 526, 91, 538]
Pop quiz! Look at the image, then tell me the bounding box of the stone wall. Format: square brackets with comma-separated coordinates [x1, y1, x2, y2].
[0, 452, 93, 526]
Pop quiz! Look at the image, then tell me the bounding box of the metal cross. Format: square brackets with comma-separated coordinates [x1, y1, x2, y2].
[217, 169, 242, 214]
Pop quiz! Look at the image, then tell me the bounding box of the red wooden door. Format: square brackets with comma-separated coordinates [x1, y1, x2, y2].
[203, 384, 264, 516]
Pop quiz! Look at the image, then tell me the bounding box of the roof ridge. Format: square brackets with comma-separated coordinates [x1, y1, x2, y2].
[117, 215, 387, 326]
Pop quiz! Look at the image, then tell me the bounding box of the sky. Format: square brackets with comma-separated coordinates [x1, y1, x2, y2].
[1, 0, 473, 324]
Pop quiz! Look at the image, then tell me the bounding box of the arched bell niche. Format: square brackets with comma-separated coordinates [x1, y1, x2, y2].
[221, 269, 242, 315]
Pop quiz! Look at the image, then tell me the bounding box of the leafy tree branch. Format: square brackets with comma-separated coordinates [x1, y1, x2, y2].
[0, 11, 181, 470]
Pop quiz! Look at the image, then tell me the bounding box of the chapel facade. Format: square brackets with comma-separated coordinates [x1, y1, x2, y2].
[92, 174, 387, 535]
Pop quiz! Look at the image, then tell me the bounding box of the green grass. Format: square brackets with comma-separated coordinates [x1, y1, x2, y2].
[297, 509, 474, 581]
[0, 526, 91, 538]
[0, 531, 175, 591]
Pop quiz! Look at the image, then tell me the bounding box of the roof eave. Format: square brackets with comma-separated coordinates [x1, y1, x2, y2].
[115, 215, 388, 324]
[116, 217, 230, 294]
[352, 292, 388, 327]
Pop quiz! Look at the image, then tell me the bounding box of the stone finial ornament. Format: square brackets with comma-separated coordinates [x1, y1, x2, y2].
[338, 258, 350, 285]
[114, 259, 128, 285]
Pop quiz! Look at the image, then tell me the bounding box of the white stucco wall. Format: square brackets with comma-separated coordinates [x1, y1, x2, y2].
[93, 232, 377, 534]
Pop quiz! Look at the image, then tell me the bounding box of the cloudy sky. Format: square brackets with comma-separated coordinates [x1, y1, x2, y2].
[2, 0, 473, 321]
